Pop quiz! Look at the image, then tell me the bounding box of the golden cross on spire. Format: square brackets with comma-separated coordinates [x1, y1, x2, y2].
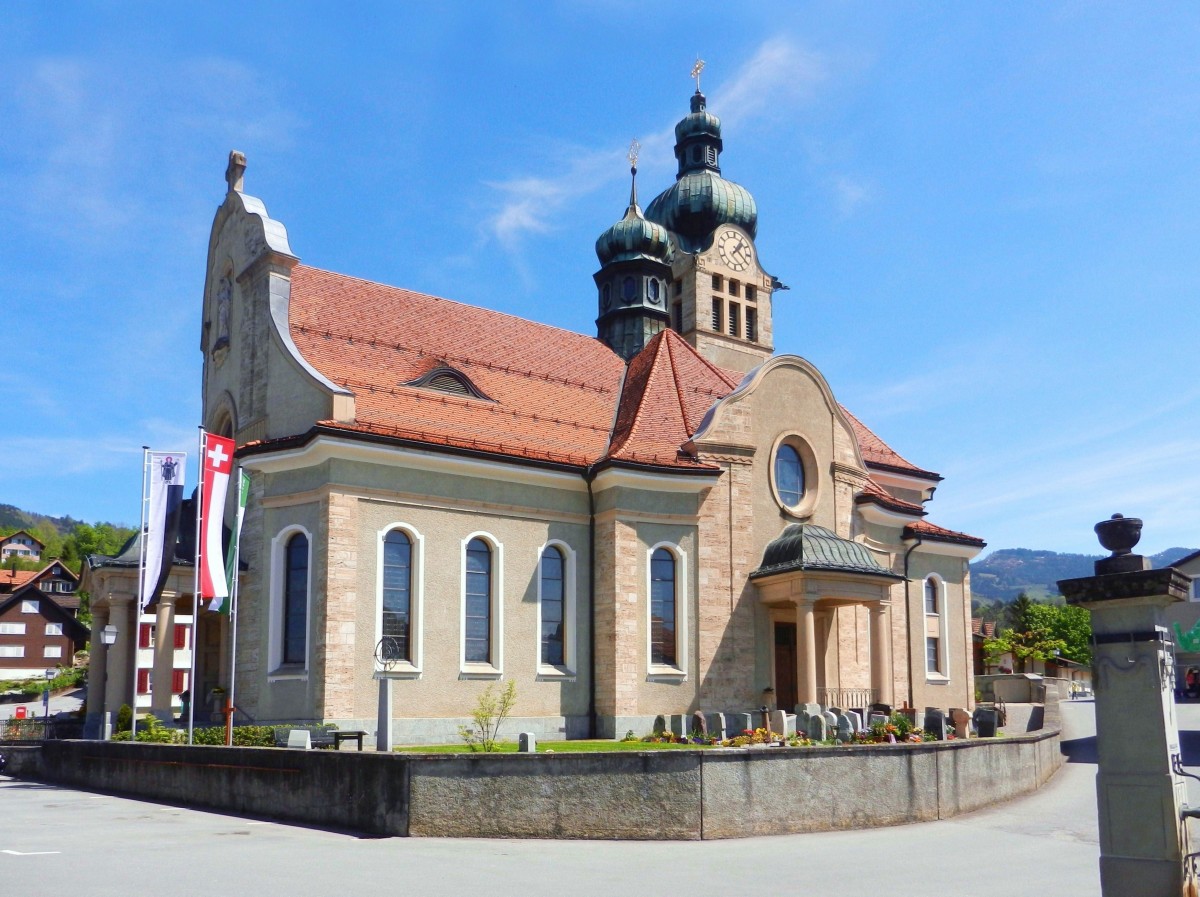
[690, 58, 706, 92]
[627, 138, 641, 170]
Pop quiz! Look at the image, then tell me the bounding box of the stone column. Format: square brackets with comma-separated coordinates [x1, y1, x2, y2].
[151, 593, 178, 724]
[869, 602, 893, 706]
[795, 598, 818, 706]
[1059, 515, 1194, 897]
[84, 607, 110, 739]
[104, 595, 136, 726]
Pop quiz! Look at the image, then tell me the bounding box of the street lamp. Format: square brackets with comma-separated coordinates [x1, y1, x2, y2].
[100, 625, 118, 646]
[43, 668, 55, 728]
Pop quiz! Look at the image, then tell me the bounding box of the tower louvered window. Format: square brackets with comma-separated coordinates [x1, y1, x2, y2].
[746, 306, 757, 341]
[711, 298, 722, 331]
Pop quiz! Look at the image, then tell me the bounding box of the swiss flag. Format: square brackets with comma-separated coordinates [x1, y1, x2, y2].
[198, 433, 235, 601]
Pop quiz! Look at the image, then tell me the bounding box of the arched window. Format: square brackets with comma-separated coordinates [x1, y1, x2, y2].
[774, 444, 804, 507]
[464, 538, 492, 664]
[282, 533, 308, 665]
[540, 546, 565, 666]
[650, 548, 677, 667]
[924, 576, 939, 615]
[382, 530, 412, 662]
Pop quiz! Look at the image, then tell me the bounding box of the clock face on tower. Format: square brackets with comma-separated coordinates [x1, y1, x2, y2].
[716, 229, 752, 272]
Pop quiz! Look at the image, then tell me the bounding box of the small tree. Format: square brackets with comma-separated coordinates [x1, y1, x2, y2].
[458, 680, 517, 752]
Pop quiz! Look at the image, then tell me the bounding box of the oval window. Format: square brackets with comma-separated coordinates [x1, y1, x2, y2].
[774, 444, 804, 508]
[622, 276, 637, 301]
[648, 279, 660, 303]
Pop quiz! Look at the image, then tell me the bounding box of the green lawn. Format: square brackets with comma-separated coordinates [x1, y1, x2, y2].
[393, 739, 705, 754]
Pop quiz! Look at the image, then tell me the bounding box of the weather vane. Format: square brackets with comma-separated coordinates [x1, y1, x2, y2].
[627, 138, 641, 171]
[691, 58, 705, 92]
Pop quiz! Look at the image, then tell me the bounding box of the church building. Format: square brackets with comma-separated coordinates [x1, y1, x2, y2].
[93, 84, 985, 742]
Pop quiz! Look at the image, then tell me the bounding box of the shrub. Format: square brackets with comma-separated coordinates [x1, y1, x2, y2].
[115, 704, 132, 734]
[458, 680, 517, 752]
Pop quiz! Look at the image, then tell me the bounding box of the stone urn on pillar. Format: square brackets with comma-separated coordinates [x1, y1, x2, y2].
[1059, 514, 1195, 897]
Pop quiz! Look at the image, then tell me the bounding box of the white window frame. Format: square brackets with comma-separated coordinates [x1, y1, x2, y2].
[268, 524, 313, 680]
[459, 531, 503, 678]
[924, 574, 949, 681]
[645, 541, 688, 680]
[21, 600, 39, 614]
[375, 522, 424, 677]
[536, 540, 577, 679]
[0, 623, 26, 635]
[44, 645, 62, 659]
[0, 646, 25, 658]
[45, 623, 63, 636]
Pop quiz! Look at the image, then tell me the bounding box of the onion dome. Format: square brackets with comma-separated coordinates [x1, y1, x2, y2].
[645, 91, 758, 250]
[595, 167, 672, 266]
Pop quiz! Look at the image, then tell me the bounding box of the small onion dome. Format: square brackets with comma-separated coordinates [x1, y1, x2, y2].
[645, 170, 757, 248]
[675, 101, 721, 142]
[595, 171, 672, 266]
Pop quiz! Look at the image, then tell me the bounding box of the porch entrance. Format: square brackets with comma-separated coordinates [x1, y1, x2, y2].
[773, 622, 798, 711]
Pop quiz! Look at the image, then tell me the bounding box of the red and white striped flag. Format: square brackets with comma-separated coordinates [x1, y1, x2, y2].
[197, 432, 236, 601]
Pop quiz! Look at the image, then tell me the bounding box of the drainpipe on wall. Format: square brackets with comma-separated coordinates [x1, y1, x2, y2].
[585, 466, 597, 739]
[902, 534, 923, 711]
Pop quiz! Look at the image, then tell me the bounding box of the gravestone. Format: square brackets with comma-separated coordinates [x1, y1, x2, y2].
[726, 712, 752, 736]
[924, 708, 947, 740]
[794, 708, 811, 731]
[835, 713, 853, 743]
[974, 707, 998, 738]
[800, 702, 822, 718]
[652, 714, 667, 736]
[670, 714, 689, 738]
[286, 729, 312, 750]
[807, 714, 827, 741]
[518, 732, 537, 753]
[950, 708, 971, 739]
[706, 712, 727, 740]
[868, 712, 889, 728]
[869, 702, 893, 716]
[845, 710, 863, 732]
[900, 707, 924, 730]
[769, 709, 796, 738]
[692, 710, 708, 737]
[823, 710, 838, 729]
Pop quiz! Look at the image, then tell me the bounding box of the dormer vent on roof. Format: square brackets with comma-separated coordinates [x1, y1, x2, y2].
[405, 365, 493, 401]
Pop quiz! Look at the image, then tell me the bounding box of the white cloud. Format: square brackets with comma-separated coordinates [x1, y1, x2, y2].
[481, 35, 828, 253]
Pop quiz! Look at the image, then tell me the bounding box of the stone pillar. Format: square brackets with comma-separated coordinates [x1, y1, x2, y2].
[796, 598, 818, 706]
[151, 594, 178, 724]
[84, 607, 110, 739]
[104, 595, 136, 726]
[1058, 514, 1194, 897]
[869, 602, 893, 706]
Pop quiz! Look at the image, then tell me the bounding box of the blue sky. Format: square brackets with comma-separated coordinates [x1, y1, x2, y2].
[2, 3, 1198, 557]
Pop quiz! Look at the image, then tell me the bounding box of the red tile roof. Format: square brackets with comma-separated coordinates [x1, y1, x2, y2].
[277, 264, 956, 501]
[903, 519, 986, 548]
[855, 477, 925, 516]
[839, 406, 941, 481]
[607, 330, 736, 468]
[0, 569, 38, 592]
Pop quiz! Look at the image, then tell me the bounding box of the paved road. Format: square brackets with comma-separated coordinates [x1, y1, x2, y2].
[0, 701, 1188, 897]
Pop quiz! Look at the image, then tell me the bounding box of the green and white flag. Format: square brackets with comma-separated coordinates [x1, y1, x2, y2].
[211, 469, 249, 615]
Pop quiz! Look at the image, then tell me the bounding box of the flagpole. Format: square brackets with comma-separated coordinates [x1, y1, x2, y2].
[226, 473, 244, 747]
[188, 427, 204, 745]
[132, 447, 150, 741]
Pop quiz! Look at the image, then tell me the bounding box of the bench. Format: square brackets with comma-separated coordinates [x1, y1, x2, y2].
[273, 728, 337, 749]
[331, 730, 366, 751]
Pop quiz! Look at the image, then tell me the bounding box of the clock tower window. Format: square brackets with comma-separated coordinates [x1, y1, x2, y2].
[711, 297, 722, 331]
[746, 306, 757, 342]
[746, 284, 756, 303]
[728, 280, 740, 298]
[711, 273, 723, 291]
[728, 302, 740, 337]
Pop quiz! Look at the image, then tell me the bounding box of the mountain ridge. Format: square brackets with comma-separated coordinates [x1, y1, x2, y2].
[970, 546, 1197, 603]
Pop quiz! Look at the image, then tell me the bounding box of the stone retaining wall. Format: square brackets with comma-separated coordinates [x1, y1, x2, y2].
[2, 726, 1063, 840]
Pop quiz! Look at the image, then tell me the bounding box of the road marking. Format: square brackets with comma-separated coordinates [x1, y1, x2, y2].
[2, 850, 61, 856]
